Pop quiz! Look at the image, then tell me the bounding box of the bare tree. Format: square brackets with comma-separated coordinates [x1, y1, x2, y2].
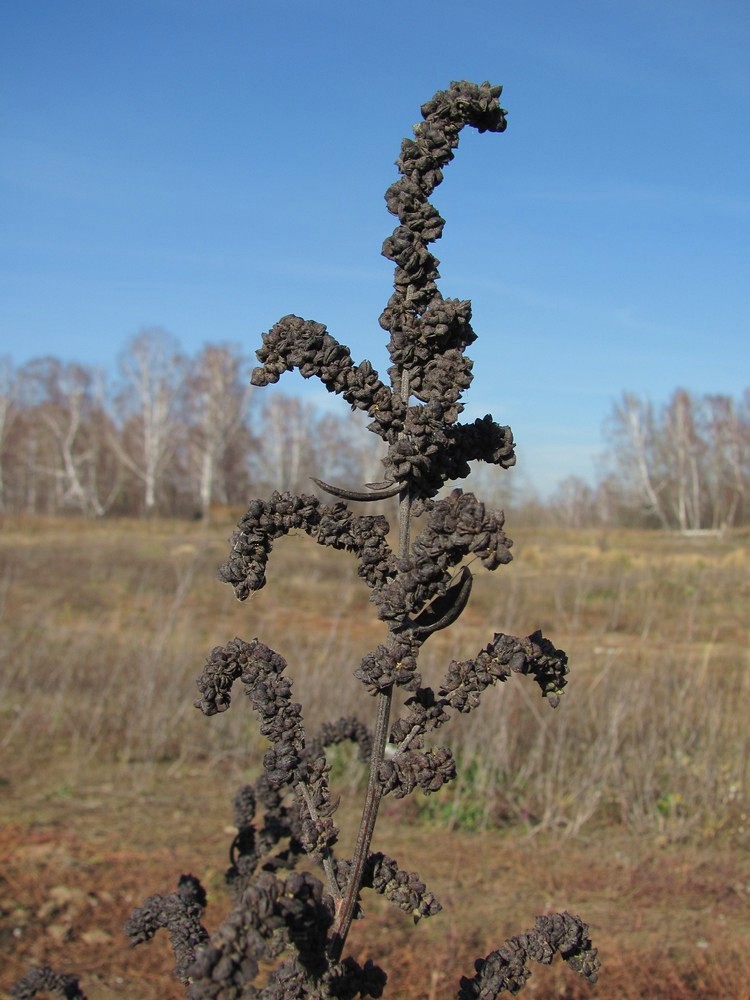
[660, 389, 704, 531]
[314, 409, 384, 491]
[0, 356, 18, 510]
[704, 393, 748, 528]
[115, 328, 185, 516]
[605, 392, 670, 528]
[184, 343, 254, 518]
[549, 475, 599, 528]
[603, 388, 749, 530]
[252, 393, 318, 495]
[8, 358, 119, 516]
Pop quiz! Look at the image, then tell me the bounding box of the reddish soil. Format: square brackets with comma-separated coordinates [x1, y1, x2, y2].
[2, 761, 749, 999]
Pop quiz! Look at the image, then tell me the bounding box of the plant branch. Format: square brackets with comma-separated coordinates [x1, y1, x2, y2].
[297, 781, 342, 901]
[328, 673, 393, 960]
[329, 372, 413, 959]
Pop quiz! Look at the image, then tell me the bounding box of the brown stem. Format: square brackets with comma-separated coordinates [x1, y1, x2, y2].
[327, 676, 393, 959]
[328, 371, 413, 960]
[296, 781, 342, 901]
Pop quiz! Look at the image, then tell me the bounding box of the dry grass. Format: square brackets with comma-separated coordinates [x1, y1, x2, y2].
[1, 512, 749, 997]
[1, 512, 748, 837]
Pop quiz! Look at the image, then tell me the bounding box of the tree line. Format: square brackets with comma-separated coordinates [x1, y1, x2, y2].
[0, 328, 384, 519]
[553, 388, 750, 530]
[1, 328, 747, 529]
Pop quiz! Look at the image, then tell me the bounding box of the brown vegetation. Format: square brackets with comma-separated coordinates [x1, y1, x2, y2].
[1, 515, 748, 997]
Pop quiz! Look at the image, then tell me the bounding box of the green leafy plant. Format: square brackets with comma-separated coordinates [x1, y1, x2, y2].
[13, 80, 599, 1000]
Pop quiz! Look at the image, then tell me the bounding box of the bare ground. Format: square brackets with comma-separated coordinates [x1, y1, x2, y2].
[2, 757, 749, 999]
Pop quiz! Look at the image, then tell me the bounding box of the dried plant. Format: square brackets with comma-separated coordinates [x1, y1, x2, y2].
[14, 80, 599, 999]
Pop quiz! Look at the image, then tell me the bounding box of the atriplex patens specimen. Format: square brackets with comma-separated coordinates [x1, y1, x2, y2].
[13, 80, 599, 1000]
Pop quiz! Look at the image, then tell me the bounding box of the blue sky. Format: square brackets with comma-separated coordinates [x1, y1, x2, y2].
[2, 1, 748, 496]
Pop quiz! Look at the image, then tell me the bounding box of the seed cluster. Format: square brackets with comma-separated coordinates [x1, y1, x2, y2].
[186, 870, 336, 998]
[125, 876, 209, 984]
[336, 853, 442, 923]
[458, 912, 600, 998]
[218, 492, 394, 601]
[389, 630, 569, 755]
[195, 638, 342, 866]
[379, 82, 504, 421]
[10, 967, 87, 1000]
[379, 745, 456, 798]
[372, 489, 512, 628]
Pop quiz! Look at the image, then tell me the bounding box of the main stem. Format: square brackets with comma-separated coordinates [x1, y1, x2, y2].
[328, 372, 413, 961]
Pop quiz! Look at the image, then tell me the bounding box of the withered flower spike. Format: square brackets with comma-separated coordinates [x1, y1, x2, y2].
[363, 852, 441, 922]
[126, 875, 209, 985]
[458, 911, 600, 998]
[10, 966, 88, 1000]
[107, 79, 597, 1000]
[311, 476, 402, 502]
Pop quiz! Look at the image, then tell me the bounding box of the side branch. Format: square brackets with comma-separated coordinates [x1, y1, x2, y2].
[218, 491, 396, 600]
[250, 314, 403, 436]
[458, 912, 599, 997]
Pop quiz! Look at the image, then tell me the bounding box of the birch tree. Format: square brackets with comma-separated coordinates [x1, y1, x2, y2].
[185, 343, 254, 518]
[704, 393, 748, 528]
[604, 388, 749, 529]
[252, 394, 316, 495]
[0, 357, 18, 510]
[661, 389, 704, 531]
[10, 358, 119, 515]
[605, 392, 670, 528]
[116, 328, 185, 516]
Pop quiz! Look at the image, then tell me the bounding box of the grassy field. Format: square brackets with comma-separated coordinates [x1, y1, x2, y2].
[1, 511, 749, 998]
